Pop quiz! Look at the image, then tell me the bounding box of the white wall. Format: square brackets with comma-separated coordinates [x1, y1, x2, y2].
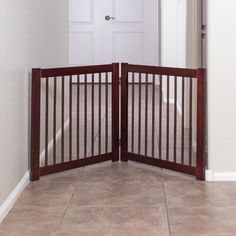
[161, 0, 187, 116]
[207, 0, 236, 179]
[0, 0, 68, 206]
[161, 0, 187, 67]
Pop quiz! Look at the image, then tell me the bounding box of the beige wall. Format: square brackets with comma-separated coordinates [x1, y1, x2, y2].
[207, 0, 236, 173]
[0, 0, 68, 206]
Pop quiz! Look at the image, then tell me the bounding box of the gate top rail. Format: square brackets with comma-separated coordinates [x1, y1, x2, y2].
[125, 63, 198, 78]
[37, 64, 117, 78]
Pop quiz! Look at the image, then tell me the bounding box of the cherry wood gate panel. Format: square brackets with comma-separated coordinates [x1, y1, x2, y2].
[31, 64, 119, 181]
[121, 63, 206, 180]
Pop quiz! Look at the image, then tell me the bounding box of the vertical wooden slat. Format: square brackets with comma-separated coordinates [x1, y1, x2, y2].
[145, 73, 148, 156]
[131, 73, 135, 153]
[30, 68, 41, 181]
[121, 63, 128, 162]
[138, 73, 142, 154]
[91, 74, 94, 156]
[45, 77, 49, 166]
[105, 72, 108, 153]
[181, 77, 185, 164]
[166, 76, 170, 161]
[98, 73, 101, 155]
[84, 74, 87, 157]
[189, 78, 193, 165]
[61, 76, 65, 163]
[69, 75, 72, 161]
[196, 69, 206, 180]
[112, 63, 119, 162]
[159, 75, 163, 159]
[174, 76, 177, 163]
[53, 77, 57, 165]
[152, 74, 155, 157]
[77, 75, 80, 159]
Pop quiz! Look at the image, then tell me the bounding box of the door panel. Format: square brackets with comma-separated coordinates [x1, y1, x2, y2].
[69, 0, 158, 67]
[101, 0, 157, 66]
[113, 32, 143, 64]
[69, 0, 101, 66]
[113, 0, 143, 22]
[69, 32, 94, 65]
[69, 0, 94, 22]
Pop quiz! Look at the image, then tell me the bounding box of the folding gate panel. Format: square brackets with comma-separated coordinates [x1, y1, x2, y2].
[121, 63, 205, 180]
[31, 63, 205, 181]
[31, 64, 119, 181]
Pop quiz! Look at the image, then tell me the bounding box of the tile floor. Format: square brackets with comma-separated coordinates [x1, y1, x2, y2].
[1, 162, 236, 236]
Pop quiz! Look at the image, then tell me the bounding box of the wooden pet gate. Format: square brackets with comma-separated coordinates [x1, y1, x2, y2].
[31, 63, 206, 181]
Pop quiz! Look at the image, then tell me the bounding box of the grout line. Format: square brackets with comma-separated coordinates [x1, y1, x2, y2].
[161, 168, 172, 236]
[56, 167, 84, 232]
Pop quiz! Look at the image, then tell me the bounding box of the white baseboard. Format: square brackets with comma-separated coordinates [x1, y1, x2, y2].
[40, 119, 70, 164]
[0, 171, 30, 223]
[205, 170, 236, 181]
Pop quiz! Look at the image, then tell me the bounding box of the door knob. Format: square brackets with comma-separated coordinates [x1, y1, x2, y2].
[105, 15, 115, 21]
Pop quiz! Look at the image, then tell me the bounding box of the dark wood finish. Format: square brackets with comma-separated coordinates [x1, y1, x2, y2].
[138, 73, 142, 154]
[105, 72, 108, 153]
[31, 64, 120, 180]
[30, 69, 42, 181]
[122, 64, 206, 180]
[127, 153, 196, 176]
[98, 73, 101, 155]
[121, 63, 128, 162]
[40, 153, 113, 176]
[84, 74, 87, 157]
[131, 73, 135, 153]
[53, 77, 57, 165]
[77, 75, 80, 159]
[69, 76, 72, 161]
[31, 63, 206, 181]
[159, 75, 163, 159]
[181, 77, 185, 164]
[189, 78, 193, 165]
[196, 69, 206, 180]
[151, 74, 155, 157]
[127, 64, 197, 78]
[91, 74, 94, 156]
[112, 63, 119, 162]
[174, 76, 177, 162]
[166, 76, 170, 161]
[42, 64, 113, 77]
[61, 77, 65, 163]
[145, 73, 148, 156]
[45, 77, 49, 166]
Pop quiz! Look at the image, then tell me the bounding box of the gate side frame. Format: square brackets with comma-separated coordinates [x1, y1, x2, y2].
[196, 68, 206, 180]
[120, 64, 206, 180]
[30, 68, 42, 181]
[112, 63, 120, 162]
[121, 63, 128, 162]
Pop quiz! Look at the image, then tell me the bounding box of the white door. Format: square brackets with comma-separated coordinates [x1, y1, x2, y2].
[69, 0, 158, 66]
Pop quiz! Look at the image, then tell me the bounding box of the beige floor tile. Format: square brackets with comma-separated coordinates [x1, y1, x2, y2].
[58, 206, 169, 236]
[0, 206, 65, 236]
[40, 168, 83, 184]
[14, 182, 77, 208]
[165, 182, 236, 208]
[168, 206, 236, 235]
[80, 161, 162, 184]
[70, 179, 165, 207]
[162, 169, 196, 183]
